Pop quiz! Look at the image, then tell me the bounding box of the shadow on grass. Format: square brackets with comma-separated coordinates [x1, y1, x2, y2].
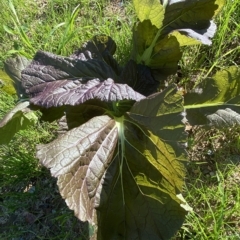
[0, 168, 89, 240]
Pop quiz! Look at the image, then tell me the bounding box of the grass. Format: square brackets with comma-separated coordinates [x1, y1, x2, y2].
[0, 90, 89, 239]
[0, 0, 134, 68]
[180, 169, 240, 240]
[0, 0, 240, 239]
[179, 0, 240, 88]
[173, 126, 240, 239]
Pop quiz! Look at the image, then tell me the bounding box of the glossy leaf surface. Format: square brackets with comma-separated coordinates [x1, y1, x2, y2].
[21, 50, 119, 92]
[37, 115, 118, 225]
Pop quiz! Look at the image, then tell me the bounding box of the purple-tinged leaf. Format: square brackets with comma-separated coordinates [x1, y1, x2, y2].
[21, 50, 119, 92]
[120, 60, 159, 96]
[37, 84, 189, 239]
[71, 35, 116, 60]
[28, 78, 145, 108]
[71, 35, 121, 75]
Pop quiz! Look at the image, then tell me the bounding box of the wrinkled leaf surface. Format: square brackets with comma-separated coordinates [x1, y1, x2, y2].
[37, 115, 118, 224]
[185, 66, 240, 126]
[71, 35, 121, 75]
[28, 78, 144, 108]
[37, 85, 188, 239]
[207, 108, 240, 127]
[21, 50, 119, 92]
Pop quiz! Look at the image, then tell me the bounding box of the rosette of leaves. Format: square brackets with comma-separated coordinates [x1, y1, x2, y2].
[0, 0, 228, 239]
[19, 36, 187, 239]
[1, 35, 189, 239]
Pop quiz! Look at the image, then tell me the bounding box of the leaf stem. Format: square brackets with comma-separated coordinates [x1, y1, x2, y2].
[115, 116, 125, 205]
[184, 103, 240, 110]
[140, 28, 162, 65]
[162, 0, 169, 8]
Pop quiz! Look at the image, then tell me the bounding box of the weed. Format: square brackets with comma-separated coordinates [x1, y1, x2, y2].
[174, 125, 240, 240]
[176, 164, 240, 240]
[0, 0, 240, 239]
[0, 0, 134, 68]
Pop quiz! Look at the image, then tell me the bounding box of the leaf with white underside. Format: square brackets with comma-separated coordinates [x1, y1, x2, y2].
[37, 115, 118, 226]
[207, 108, 240, 127]
[132, 0, 224, 78]
[37, 84, 188, 239]
[185, 66, 240, 126]
[163, 0, 224, 46]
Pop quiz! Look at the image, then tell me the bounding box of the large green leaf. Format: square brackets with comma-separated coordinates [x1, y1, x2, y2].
[98, 85, 187, 239]
[0, 101, 38, 144]
[185, 66, 240, 125]
[37, 84, 188, 239]
[133, 0, 165, 28]
[163, 0, 224, 32]
[132, 0, 224, 79]
[0, 70, 16, 95]
[132, 20, 181, 77]
[162, 0, 224, 46]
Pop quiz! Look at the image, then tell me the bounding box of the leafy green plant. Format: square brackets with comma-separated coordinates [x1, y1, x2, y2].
[185, 66, 240, 126]
[2, 0, 239, 239]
